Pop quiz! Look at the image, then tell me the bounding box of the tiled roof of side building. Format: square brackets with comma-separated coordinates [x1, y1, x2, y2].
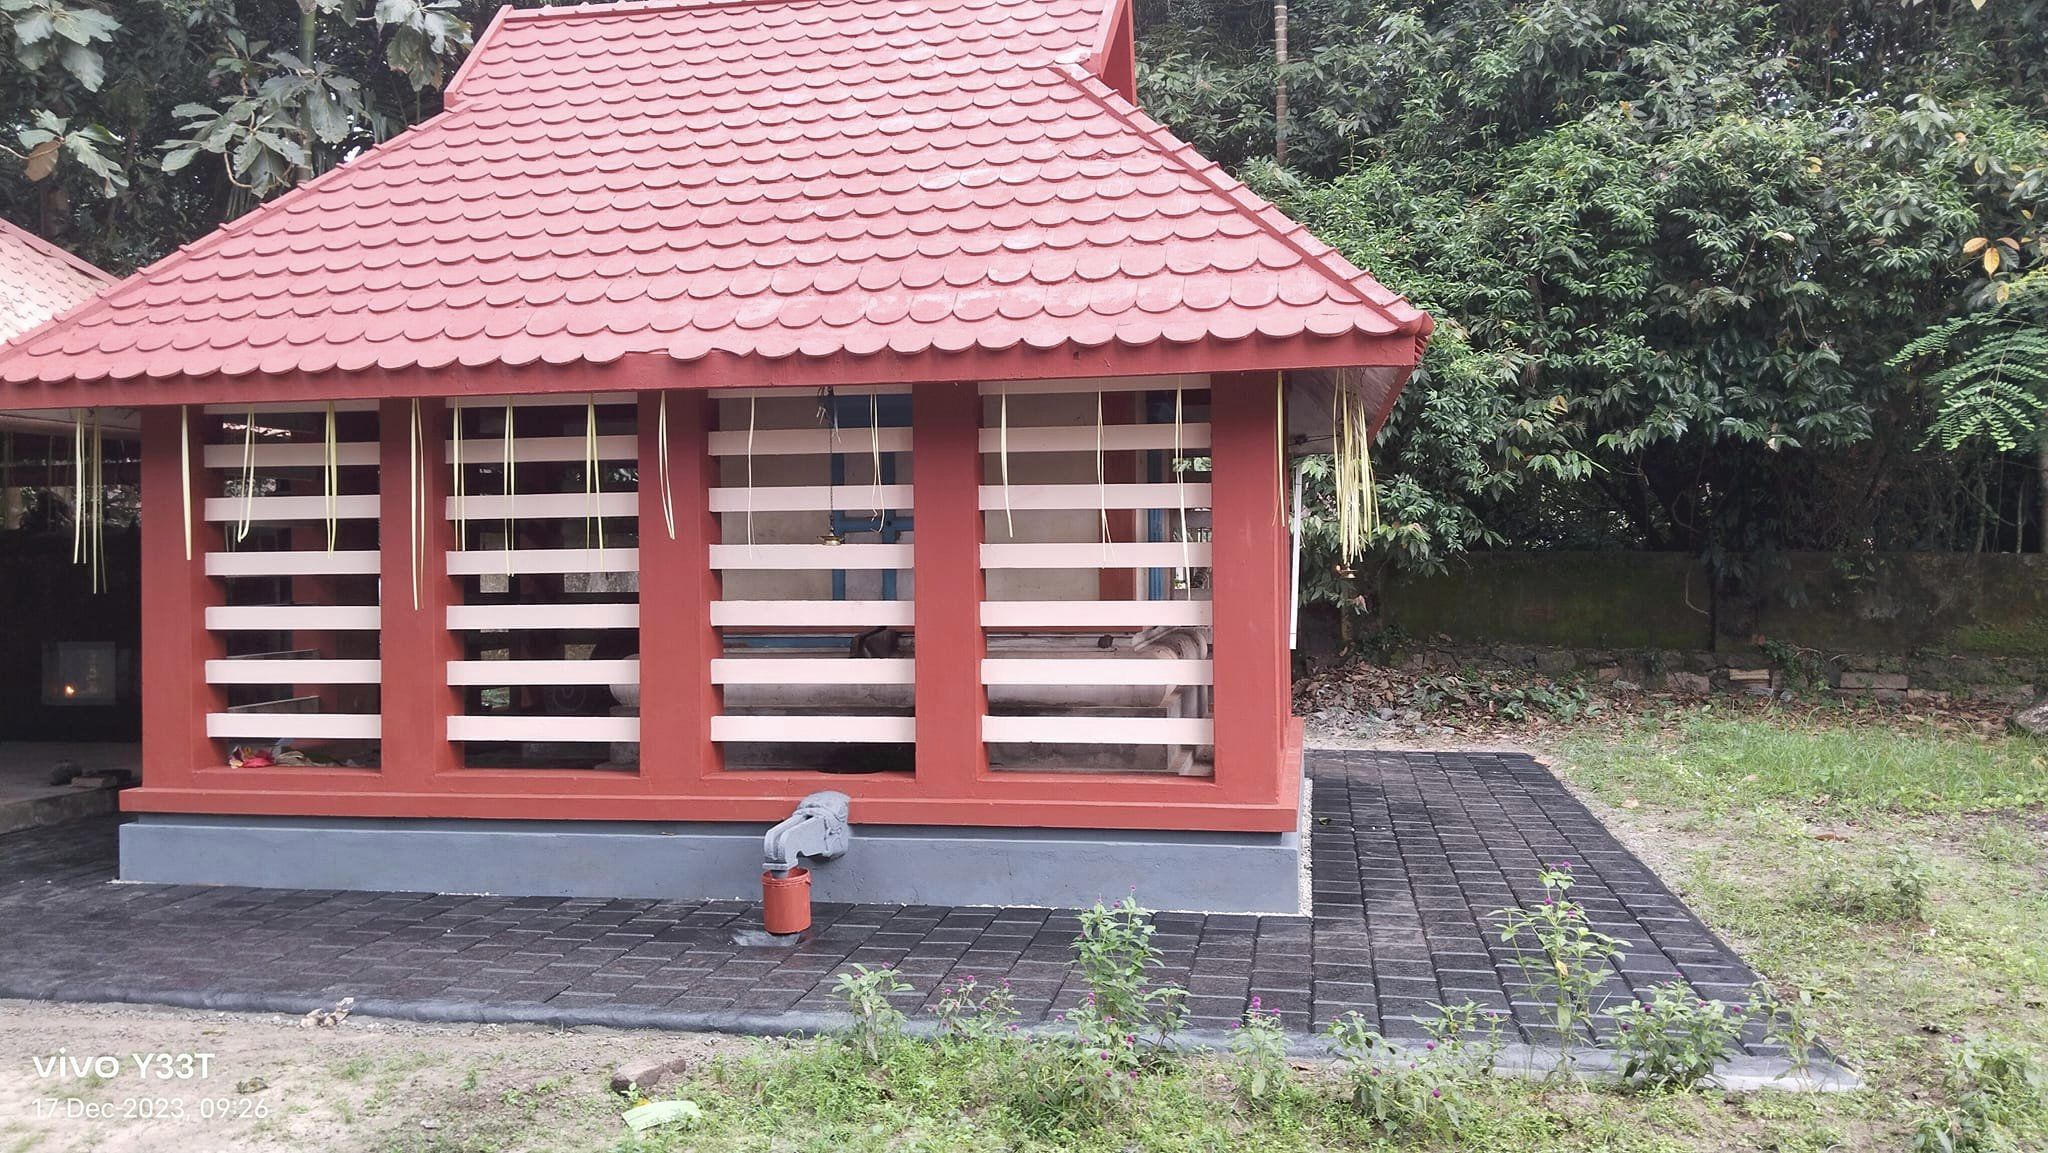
[0, 218, 114, 347]
[0, 0, 1428, 399]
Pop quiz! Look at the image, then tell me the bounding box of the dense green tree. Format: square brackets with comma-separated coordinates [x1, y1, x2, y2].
[1142, 0, 2048, 569]
[3, 0, 475, 271]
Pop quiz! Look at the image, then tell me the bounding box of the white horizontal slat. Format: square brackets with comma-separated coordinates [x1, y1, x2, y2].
[446, 548, 638, 575]
[981, 542, 1212, 569]
[981, 659, 1212, 686]
[204, 401, 379, 415]
[448, 603, 641, 630]
[203, 495, 381, 522]
[202, 443, 380, 469]
[447, 714, 639, 742]
[711, 658, 913, 685]
[980, 600, 1212, 628]
[711, 600, 914, 627]
[978, 376, 1208, 396]
[446, 492, 639, 520]
[979, 483, 1211, 511]
[707, 485, 913, 513]
[711, 715, 914, 743]
[708, 427, 913, 456]
[206, 605, 381, 631]
[982, 716, 1213, 745]
[206, 659, 381, 685]
[206, 713, 383, 740]
[205, 550, 380, 577]
[977, 424, 1209, 453]
[447, 659, 639, 686]
[450, 393, 635, 410]
[444, 435, 637, 464]
[710, 543, 911, 570]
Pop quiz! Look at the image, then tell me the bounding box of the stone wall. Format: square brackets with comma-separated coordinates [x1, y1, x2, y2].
[1375, 551, 2048, 702]
[1388, 642, 2038, 705]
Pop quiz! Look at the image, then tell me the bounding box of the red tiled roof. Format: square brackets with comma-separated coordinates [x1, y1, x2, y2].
[0, 218, 113, 347]
[0, 0, 1428, 401]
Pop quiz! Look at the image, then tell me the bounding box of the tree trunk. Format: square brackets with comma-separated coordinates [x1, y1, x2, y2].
[2036, 423, 2047, 552]
[299, 5, 319, 182]
[1273, 0, 1288, 165]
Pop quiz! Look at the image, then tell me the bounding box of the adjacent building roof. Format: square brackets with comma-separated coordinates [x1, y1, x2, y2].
[0, 218, 113, 346]
[0, 0, 1428, 405]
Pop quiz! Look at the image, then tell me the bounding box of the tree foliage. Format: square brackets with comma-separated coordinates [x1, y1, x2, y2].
[1143, 0, 2048, 564]
[1895, 268, 2048, 453]
[2, 0, 479, 271]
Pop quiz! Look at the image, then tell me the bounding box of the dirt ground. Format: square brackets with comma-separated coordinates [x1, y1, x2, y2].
[0, 999, 746, 1153]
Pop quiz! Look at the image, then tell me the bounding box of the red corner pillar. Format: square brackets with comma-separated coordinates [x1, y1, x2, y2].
[911, 381, 987, 792]
[378, 398, 463, 787]
[139, 406, 222, 788]
[1207, 372, 1291, 807]
[637, 390, 722, 788]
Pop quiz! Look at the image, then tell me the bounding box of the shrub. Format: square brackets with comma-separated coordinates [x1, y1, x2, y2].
[1001, 1038, 1136, 1134]
[1323, 1012, 1476, 1137]
[932, 974, 1019, 1042]
[1912, 1037, 2048, 1153]
[1607, 982, 1746, 1090]
[1748, 980, 1827, 1089]
[1807, 847, 1933, 924]
[1492, 862, 1630, 1068]
[1072, 896, 1187, 1049]
[1419, 999, 1505, 1073]
[831, 964, 912, 1064]
[1227, 996, 1291, 1106]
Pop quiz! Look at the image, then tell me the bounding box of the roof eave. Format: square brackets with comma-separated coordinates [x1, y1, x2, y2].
[0, 328, 1425, 409]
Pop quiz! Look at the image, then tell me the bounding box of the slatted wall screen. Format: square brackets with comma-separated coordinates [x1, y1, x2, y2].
[708, 386, 915, 771]
[977, 379, 1215, 775]
[444, 395, 640, 770]
[200, 402, 383, 765]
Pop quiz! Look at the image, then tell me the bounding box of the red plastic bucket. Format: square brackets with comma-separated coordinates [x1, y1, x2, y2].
[761, 867, 812, 935]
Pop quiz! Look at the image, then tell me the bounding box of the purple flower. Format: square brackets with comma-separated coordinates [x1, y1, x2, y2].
[1432, 1089, 1442, 1098]
[1424, 1041, 1436, 1051]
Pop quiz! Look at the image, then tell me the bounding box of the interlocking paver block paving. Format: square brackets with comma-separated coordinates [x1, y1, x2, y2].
[0, 751, 1769, 1052]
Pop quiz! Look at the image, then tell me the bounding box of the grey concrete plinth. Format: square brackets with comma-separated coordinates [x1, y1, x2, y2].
[118, 814, 1303, 914]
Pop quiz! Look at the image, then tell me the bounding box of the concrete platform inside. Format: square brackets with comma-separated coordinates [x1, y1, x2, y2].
[0, 741, 134, 834]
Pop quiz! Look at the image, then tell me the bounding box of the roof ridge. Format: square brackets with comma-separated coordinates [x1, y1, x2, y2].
[0, 218, 115, 286]
[0, 219, 115, 351]
[443, 3, 513, 108]
[499, 0, 844, 24]
[1053, 65, 1427, 336]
